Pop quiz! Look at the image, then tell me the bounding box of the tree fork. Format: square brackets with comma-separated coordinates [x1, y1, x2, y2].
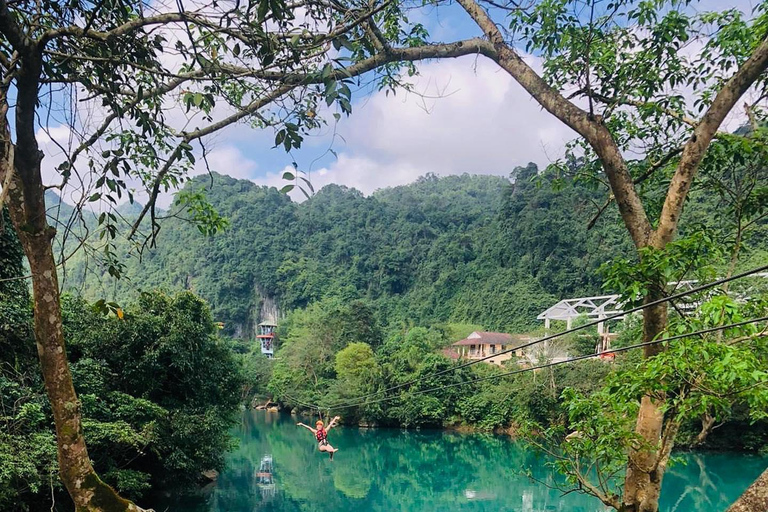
[447, 1, 768, 509]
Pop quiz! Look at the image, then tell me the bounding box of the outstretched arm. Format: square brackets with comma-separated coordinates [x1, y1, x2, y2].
[325, 416, 341, 431]
[296, 422, 316, 433]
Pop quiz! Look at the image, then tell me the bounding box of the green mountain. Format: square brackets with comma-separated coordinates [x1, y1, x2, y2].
[115, 199, 146, 217]
[44, 189, 76, 223]
[59, 165, 638, 337]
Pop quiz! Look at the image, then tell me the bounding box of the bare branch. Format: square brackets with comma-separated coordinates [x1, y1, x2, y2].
[583, 89, 699, 128]
[0, 136, 13, 211]
[633, 147, 684, 186]
[745, 101, 758, 132]
[41, 12, 209, 44]
[586, 194, 613, 231]
[124, 35, 496, 241]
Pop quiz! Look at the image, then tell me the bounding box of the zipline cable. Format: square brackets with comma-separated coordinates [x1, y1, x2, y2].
[279, 392, 323, 412]
[320, 263, 768, 410]
[328, 314, 768, 410]
[278, 392, 336, 423]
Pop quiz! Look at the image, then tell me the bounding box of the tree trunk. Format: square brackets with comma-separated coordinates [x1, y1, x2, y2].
[1, 124, 150, 511]
[727, 468, 768, 512]
[623, 293, 669, 512]
[693, 412, 716, 447]
[445, 3, 768, 509]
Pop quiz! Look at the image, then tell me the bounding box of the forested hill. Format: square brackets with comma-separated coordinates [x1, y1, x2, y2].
[61, 164, 635, 337]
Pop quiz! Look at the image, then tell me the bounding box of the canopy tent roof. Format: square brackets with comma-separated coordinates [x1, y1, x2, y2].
[536, 295, 623, 322]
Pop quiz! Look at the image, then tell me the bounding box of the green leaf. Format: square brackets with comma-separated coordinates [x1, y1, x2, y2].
[299, 176, 315, 193]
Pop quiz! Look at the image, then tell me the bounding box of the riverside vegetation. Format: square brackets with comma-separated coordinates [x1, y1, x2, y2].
[3, 0, 768, 510]
[3, 166, 767, 509]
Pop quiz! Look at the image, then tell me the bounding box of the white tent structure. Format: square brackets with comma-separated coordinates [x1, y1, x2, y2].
[536, 273, 768, 355]
[536, 295, 623, 335]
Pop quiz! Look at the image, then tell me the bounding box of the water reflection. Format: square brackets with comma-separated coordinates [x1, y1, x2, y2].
[153, 411, 766, 512]
[256, 455, 276, 500]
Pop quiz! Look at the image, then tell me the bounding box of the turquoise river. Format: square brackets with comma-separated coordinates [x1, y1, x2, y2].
[154, 410, 766, 512]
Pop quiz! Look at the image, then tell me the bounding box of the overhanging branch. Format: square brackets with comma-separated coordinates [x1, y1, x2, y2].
[653, 33, 768, 247]
[125, 36, 495, 244]
[455, 0, 652, 247]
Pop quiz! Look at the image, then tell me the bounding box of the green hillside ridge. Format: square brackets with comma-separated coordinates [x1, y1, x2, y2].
[58, 163, 764, 338]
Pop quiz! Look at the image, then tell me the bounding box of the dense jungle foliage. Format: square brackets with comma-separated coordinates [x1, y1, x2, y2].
[60, 164, 639, 336]
[5, 164, 767, 509]
[0, 211, 250, 509]
[60, 163, 768, 340]
[57, 165, 768, 435]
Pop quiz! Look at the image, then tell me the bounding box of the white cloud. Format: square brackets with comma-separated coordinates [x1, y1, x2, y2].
[257, 55, 576, 195]
[344, 56, 574, 174]
[254, 23, 764, 197]
[253, 155, 427, 200]
[42, 54, 573, 207]
[38, 0, 765, 209]
[193, 144, 259, 180]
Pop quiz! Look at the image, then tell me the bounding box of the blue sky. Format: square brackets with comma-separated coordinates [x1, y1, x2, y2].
[206, 0, 757, 200]
[36, 0, 757, 206]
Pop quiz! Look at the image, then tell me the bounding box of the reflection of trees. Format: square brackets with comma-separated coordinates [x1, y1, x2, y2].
[333, 463, 372, 498]
[662, 453, 767, 512]
[267, 426, 331, 503]
[156, 411, 763, 512]
[667, 455, 717, 512]
[202, 412, 291, 512]
[244, 414, 607, 512]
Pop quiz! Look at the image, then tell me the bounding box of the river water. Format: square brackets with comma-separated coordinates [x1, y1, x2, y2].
[156, 410, 766, 512]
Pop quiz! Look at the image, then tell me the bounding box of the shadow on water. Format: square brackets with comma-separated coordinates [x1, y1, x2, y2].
[151, 411, 767, 512]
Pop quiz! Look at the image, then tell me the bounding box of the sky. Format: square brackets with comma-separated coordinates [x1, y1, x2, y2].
[203, 0, 758, 202]
[182, 7, 577, 201]
[37, 0, 758, 208]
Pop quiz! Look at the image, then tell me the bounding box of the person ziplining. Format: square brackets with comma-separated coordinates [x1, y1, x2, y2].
[297, 415, 340, 460]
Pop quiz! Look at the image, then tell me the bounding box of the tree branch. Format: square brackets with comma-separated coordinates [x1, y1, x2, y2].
[219, 37, 496, 83]
[0, 135, 13, 211]
[586, 194, 613, 231]
[41, 12, 207, 44]
[573, 462, 622, 509]
[653, 34, 768, 247]
[454, 0, 652, 247]
[0, 0, 35, 56]
[583, 89, 700, 128]
[127, 80, 297, 240]
[633, 147, 684, 186]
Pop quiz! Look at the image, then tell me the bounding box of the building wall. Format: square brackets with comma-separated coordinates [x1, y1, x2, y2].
[459, 343, 518, 366]
[485, 351, 515, 366]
